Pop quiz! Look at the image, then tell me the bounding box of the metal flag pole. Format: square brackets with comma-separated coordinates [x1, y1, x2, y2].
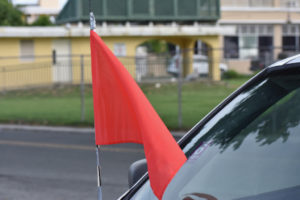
[96, 145, 102, 200]
[89, 1, 102, 199]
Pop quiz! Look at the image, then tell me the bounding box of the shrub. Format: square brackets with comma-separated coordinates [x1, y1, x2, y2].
[0, 0, 24, 26]
[31, 15, 53, 26]
[222, 70, 240, 79]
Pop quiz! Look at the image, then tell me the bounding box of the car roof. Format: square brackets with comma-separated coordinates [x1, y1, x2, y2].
[269, 54, 300, 68]
[120, 54, 300, 200]
[179, 54, 300, 148]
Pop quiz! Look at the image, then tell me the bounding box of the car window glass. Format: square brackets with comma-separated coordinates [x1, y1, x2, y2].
[129, 73, 300, 200]
[182, 78, 287, 156]
[131, 181, 157, 200]
[163, 74, 300, 200]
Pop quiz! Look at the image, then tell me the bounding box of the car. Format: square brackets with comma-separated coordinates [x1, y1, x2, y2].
[167, 54, 228, 77]
[119, 54, 300, 200]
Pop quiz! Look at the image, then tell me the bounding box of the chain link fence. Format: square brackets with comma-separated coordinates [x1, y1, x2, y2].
[0, 47, 298, 128]
[1, 47, 294, 91]
[0, 48, 218, 92]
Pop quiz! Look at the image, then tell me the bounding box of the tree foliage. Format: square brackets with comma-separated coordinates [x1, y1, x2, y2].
[0, 0, 24, 26]
[32, 15, 53, 26]
[141, 40, 169, 54]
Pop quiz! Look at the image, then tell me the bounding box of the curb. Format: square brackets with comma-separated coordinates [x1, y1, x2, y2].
[0, 124, 94, 134]
[0, 124, 186, 139]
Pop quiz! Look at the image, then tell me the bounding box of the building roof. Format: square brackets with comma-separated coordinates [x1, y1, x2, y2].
[12, 0, 38, 6]
[0, 24, 235, 38]
[56, 0, 220, 24]
[20, 6, 60, 15]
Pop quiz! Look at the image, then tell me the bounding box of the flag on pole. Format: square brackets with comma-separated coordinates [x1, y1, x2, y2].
[90, 30, 187, 199]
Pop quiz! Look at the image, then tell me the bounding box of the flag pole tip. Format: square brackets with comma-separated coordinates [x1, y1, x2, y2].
[90, 12, 96, 30]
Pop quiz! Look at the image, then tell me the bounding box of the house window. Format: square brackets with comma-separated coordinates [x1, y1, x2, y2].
[249, 0, 274, 7]
[222, 0, 274, 7]
[282, 36, 297, 51]
[282, 24, 299, 35]
[280, 0, 300, 7]
[282, 24, 300, 52]
[114, 43, 127, 57]
[239, 36, 258, 59]
[20, 40, 35, 61]
[224, 25, 274, 61]
[258, 36, 273, 66]
[224, 36, 239, 59]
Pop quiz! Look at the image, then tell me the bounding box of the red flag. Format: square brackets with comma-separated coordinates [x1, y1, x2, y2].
[90, 30, 187, 199]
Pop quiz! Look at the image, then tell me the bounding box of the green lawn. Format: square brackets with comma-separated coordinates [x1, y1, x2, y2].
[0, 77, 249, 130]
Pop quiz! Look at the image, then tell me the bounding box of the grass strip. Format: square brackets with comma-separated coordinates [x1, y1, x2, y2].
[0, 77, 249, 130]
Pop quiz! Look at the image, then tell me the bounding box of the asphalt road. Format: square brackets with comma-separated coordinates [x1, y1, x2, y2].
[0, 129, 145, 200]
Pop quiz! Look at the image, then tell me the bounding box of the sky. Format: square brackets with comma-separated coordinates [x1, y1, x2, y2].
[12, 0, 68, 8]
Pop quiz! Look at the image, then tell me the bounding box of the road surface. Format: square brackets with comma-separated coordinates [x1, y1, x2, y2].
[0, 129, 145, 200]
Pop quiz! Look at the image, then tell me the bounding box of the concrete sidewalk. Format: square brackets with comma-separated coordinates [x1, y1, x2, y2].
[0, 124, 186, 139]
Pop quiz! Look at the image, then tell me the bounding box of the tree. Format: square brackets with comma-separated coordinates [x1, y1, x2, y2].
[0, 0, 24, 26]
[141, 40, 169, 54]
[32, 15, 53, 26]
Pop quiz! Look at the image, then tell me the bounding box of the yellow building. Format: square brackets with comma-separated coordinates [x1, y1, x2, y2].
[0, 25, 233, 90]
[0, 0, 235, 90]
[220, 0, 300, 74]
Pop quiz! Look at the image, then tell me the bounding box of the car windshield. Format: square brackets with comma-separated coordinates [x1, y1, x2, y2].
[131, 71, 300, 200]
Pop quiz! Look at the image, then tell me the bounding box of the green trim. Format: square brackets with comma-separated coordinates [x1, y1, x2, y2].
[57, 17, 218, 24]
[149, 0, 154, 17]
[216, 0, 220, 18]
[55, 0, 70, 22]
[174, 0, 178, 18]
[76, 0, 82, 20]
[56, 0, 220, 24]
[103, 0, 107, 18]
[128, 0, 132, 18]
[56, 17, 81, 24]
[196, 0, 200, 18]
[208, 0, 211, 16]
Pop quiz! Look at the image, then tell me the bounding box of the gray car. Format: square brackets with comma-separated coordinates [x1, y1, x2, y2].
[120, 55, 300, 200]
